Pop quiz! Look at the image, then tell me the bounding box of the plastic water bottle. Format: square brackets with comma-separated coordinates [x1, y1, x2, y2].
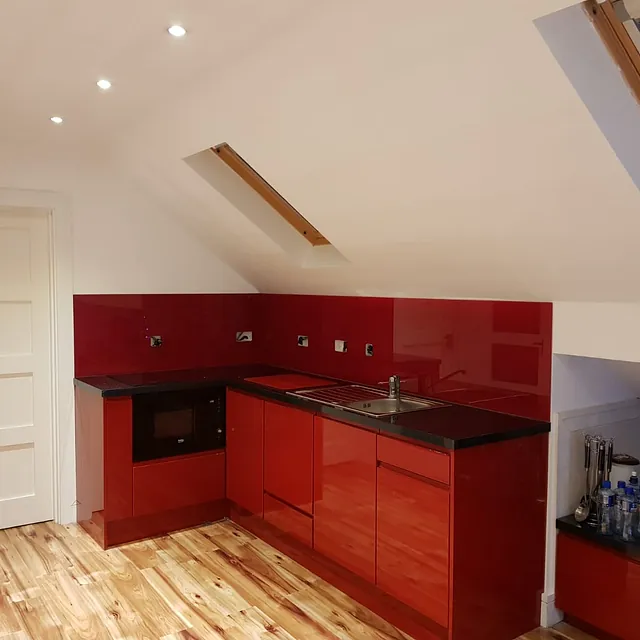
[614, 481, 627, 534]
[621, 487, 637, 542]
[598, 480, 615, 536]
[629, 471, 639, 498]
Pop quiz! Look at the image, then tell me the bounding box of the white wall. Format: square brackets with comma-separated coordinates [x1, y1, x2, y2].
[554, 302, 640, 362]
[102, 0, 640, 302]
[0, 144, 256, 294]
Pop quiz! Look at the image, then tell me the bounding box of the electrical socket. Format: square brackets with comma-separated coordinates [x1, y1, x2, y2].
[365, 343, 374, 356]
[150, 336, 163, 348]
[236, 331, 253, 342]
[297, 335, 309, 347]
[334, 339, 348, 353]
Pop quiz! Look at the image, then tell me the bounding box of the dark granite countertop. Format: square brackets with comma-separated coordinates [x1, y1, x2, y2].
[75, 366, 550, 451]
[557, 515, 640, 562]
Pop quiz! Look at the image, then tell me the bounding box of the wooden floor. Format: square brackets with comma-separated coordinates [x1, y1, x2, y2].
[0, 520, 596, 640]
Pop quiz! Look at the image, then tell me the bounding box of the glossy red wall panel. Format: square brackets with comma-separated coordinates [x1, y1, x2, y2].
[74, 293, 260, 377]
[259, 295, 552, 421]
[313, 417, 377, 583]
[264, 401, 314, 514]
[103, 397, 133, 522]
[377, 466, 450, 629]
[74, 292, 551, 421]
[226, 390, 264, 516]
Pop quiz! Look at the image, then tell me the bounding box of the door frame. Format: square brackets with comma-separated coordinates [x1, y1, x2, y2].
[0, 188, 74, 525]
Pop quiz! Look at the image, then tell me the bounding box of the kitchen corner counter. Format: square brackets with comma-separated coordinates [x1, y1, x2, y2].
[75, 366, 550, 451]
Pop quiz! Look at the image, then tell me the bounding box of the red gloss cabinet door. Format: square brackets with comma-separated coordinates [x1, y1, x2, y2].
[264, 401, 313, 514]
[377, 466, 450, 629]
[313, 417, 377, 582]
[556, 533, 636, 639]
[226, 390, 265, 516]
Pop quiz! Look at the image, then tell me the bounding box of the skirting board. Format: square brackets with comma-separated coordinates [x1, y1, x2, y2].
[540, 593, 563, 627]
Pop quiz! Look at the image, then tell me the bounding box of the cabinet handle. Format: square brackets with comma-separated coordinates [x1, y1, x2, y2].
[378, 461, 449, 491]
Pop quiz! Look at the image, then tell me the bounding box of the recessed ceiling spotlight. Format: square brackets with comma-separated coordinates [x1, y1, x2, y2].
[168, 24, 186, 37]
[50, 116, 63, 124]
[97, 79, 112, 90]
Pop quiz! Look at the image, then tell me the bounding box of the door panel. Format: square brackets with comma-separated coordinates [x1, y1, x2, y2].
[377, 466, 450, 628]
[226, 390, 264, 516]
[264, 401, 313, 514]
[0, 214, 53, 529]
[314, 417, 376, 582]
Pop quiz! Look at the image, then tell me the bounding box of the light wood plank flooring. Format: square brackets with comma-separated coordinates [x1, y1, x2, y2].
[0, 520, 595, 640]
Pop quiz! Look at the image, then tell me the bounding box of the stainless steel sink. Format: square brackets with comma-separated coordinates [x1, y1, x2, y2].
[346, 397, 436, 415]
[288, 384, 447, 417]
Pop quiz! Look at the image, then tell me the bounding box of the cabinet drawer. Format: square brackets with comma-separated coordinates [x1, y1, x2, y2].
[378, 435, 449, 485]
[264, 493, 312, 547]
[133, 451, 225, 517]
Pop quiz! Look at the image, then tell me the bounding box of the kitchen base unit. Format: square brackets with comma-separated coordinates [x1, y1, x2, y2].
[75, 384, 227, 548]
[556, 530, 640, 640]
[227, 393, 549, 640]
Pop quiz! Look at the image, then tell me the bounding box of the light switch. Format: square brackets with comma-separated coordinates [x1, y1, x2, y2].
[334, 340, 348, 353]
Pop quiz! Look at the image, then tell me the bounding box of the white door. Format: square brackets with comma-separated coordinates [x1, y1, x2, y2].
[0, 212, 53, 529]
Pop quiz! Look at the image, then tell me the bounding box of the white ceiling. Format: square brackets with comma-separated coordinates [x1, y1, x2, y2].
[4, 0, 640, 302]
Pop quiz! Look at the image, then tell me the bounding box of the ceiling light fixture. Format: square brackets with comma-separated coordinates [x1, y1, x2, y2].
[97, 79, 112, 90]
[50, 116, 63, 124]
[168, 24, 186, 37]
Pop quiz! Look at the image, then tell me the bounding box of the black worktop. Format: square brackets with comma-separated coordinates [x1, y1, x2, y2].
[75, 366, 550, 451]
[557, 515, 640, 562]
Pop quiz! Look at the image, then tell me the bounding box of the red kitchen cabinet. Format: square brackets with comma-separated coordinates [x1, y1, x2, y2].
[226, 389, 264, 516]
[313, 417, 377, 583]
[264, 401, 314, 514]
[377, 464, 450, 629]
[556, 532, 639, 640]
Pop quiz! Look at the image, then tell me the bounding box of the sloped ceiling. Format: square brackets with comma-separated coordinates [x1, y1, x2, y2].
[3, 0, 640, 301]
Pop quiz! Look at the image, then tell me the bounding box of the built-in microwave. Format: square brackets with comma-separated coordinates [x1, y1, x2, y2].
[132, 386, 225, 463]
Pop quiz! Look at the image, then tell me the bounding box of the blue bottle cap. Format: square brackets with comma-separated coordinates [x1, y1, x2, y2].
[626, 487, 635, 495]
[618, 481, 627, 488]
[603, 480, 611, 489]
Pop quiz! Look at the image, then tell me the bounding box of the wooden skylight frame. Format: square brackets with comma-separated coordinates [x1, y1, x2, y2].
[586, 0, 640, 103]
[212, 143, 330, 247]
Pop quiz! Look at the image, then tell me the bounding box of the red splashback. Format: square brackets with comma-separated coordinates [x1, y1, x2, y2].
[74, 294, 260, 377]
[259, 295, 552, 421]
[74, 293, 551, 421]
